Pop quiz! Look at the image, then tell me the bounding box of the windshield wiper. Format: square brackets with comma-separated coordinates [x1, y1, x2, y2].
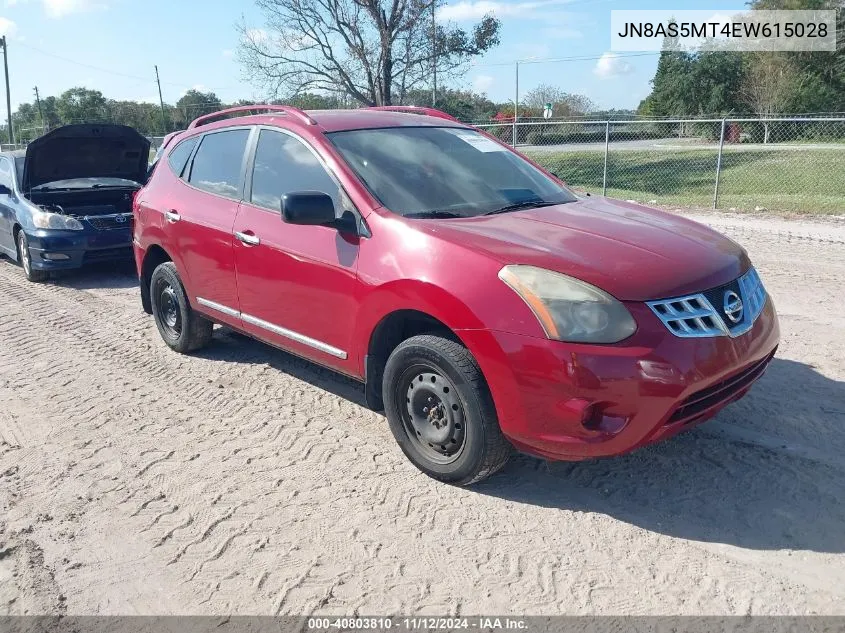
[482, 200, 560, 216]
[404, 210, 466, 219]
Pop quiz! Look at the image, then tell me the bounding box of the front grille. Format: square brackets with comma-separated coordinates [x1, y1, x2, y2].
[666, 348, 776, 425]
[702, 278, 742, 330]
[648, 267, 768, 339]
[84, 214, 132, 231]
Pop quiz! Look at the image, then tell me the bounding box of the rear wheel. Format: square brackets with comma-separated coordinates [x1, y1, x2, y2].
[382, 334, 512, 485]
[150, 262, 213, 353]
[17, 231, 48, 282]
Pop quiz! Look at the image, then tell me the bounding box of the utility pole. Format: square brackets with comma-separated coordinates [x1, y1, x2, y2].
[34, 86, 45, 133]
[1, 36, 13, 145]
[154, 65, 167, 134]
[431, 0, 437, 107]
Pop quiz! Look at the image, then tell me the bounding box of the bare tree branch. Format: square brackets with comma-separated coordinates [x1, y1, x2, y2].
[238, 0, 500, 105]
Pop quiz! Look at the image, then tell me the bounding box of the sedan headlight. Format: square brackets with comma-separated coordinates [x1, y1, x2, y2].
[32, 211, 84, 231]
[499, 265, 637, 343]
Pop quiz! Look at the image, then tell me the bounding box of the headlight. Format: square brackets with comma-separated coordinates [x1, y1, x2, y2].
[32, 211, 84, 231]
[499, 265, 637, 343]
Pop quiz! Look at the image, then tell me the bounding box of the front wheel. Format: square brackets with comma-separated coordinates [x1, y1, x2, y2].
[17, 231, 48, 282]
[149, 262, 213, 353]
[382, 334, 512, 485]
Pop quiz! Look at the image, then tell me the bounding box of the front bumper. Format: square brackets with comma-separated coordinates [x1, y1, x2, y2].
[24, 228, 133, 270]
[458, 298, 780, 461]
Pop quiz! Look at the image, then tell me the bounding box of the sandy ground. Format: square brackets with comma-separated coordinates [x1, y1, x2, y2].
[1, 210, 844, 616]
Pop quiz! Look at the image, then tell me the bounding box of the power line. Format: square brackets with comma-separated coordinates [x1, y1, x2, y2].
[471, 51, 662, 68]
[14, 42, 247, 93]
[17, 42, 168, 84]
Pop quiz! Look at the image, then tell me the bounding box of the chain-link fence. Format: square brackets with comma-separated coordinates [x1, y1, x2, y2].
[473, 117, 845, 214]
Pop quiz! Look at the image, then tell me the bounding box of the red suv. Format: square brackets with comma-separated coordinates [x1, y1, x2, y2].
[134, 105, 779, 485]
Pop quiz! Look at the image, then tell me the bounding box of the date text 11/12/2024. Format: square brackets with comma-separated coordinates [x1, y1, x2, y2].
[307, 617, 528, 630]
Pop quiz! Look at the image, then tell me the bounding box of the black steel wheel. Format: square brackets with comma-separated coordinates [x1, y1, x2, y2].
[154, 278, 182, 339]
[398, 367, 467, 464]
[149, 262, 213, 353]
[383, 334, 512, 485]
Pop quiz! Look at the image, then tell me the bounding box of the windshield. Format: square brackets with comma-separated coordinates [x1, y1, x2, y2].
[31, 177, 141, 191]
[327, 126, 577, 218]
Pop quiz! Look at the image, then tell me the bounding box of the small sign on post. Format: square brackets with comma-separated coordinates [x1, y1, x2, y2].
[543, 103, 553, 120]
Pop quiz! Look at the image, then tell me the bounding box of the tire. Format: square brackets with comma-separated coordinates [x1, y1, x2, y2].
[382, 334, 512, 485]
[149, 262, 213, 353]
[16, 231, 48, 282]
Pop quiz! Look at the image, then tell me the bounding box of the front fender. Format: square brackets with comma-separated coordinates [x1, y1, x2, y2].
[352, 278, 489, 375]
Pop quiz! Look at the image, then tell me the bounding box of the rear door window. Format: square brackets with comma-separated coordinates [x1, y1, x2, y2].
[188, 129, 250, 199]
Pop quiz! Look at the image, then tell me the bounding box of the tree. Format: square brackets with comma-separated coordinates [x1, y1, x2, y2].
[641, 0, 845, 117]
[749, 0, 844, 112]
[238, 0, 501, 106]
[175, 90, 223, 127]
[741, 54, 802, 142]
[639, 49, 744, 117]
[741, 54, 799, 118]
[522, 84, 594, 117]
[275, 92, 345, 109]
[403, 87, 495, 120]
[56, 88, 110, 124]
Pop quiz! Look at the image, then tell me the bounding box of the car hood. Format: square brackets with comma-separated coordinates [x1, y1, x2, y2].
[418, 197, 750, 301]
[23, 124, 151, 191]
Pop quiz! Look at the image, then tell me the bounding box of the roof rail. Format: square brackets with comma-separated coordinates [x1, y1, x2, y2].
[367, 106, 460, 123]
[187, 105, 317, 129]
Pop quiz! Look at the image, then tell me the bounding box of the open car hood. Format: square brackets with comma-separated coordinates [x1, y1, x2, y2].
[23, 124, 151, 190]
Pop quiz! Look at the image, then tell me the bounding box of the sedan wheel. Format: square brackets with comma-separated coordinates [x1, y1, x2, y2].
[17, 232, 48, 282]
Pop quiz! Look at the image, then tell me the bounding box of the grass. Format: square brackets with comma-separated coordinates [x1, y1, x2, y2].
[524, 147, 845, 214]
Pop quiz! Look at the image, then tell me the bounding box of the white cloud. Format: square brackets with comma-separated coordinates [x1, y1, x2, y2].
[540, 26, 582, 39]
[0, 17, 17, 37]
[438, 0, 570, 21]
[594, 52, 633, 79]
[514, 42, 551, 60]
[222, 49, 234, 59]
[43, 0, 99, 18]
[472, 74, 494, 93]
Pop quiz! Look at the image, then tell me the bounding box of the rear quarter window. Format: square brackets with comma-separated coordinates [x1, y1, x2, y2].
[167, 137, 199, 178]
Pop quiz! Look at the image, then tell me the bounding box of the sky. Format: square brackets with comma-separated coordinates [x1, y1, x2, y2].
[0, 0, 736, 114]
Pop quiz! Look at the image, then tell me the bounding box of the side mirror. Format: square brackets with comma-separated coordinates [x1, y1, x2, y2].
[0, 184, 11, 196]
[281, 191, 336, 227]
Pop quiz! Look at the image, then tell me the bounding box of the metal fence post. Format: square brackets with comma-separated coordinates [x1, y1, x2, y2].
[512, 61, 519, 147]
[713, 118, 726, 209]
[602, 121, 610, 196]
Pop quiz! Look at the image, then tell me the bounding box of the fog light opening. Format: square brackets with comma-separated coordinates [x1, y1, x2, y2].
[582, 405, 628, 435]
[41, 253, 70, 261]
[581, 404, 603, 431]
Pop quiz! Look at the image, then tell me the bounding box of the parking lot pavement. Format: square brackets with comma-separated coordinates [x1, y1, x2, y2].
[1, 212, 844, 615]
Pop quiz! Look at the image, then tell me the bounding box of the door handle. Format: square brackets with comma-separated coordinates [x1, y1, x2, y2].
[235, 231, 260, 246]
[164, 210, 181, 223]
